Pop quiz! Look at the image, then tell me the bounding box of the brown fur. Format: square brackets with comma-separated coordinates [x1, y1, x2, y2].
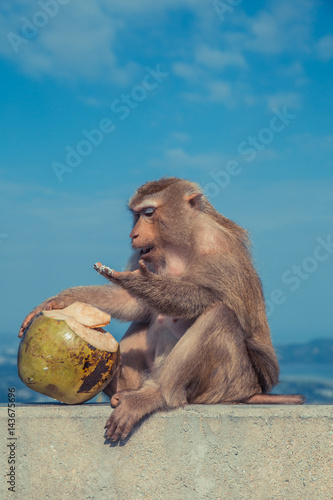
[19, 177, 304, 441]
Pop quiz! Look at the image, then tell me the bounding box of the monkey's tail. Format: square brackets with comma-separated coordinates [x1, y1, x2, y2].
[242, 393, 305, 405]
[244, 338, 280, 393]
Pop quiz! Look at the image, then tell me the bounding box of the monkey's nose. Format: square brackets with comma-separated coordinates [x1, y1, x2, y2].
[129, 229, 138, 239]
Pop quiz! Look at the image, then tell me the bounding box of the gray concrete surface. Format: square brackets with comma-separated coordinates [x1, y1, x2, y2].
[1, 404, 332, 499]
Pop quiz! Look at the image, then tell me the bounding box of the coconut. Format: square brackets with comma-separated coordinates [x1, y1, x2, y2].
[17, 302, 119, 404]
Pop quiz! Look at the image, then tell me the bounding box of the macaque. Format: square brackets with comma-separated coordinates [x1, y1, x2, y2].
[19, 177, 304, 441]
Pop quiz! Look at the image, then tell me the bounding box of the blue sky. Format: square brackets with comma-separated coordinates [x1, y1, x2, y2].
[0, 0, 332, 344]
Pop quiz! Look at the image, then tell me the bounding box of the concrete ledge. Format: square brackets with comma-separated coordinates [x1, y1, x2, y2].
[1, 404, 333, 499]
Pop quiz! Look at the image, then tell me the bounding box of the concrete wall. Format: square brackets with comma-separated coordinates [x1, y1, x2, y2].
[1, 404, 332, 499]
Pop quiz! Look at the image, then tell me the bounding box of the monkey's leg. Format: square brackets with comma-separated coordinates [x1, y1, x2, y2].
[105, 304, 260, 441]
[156, 303, 261, 407]
[103, 321, 151, 399]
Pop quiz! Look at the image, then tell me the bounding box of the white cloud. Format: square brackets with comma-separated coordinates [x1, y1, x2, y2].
[173, 64, 234, 105]
[0, 0, 209, 84]
[170, 0, 321, 109]
[0, 0, 326, 110]
[170, 131, 191, 142]
[243, 0, 317, 55]
[150, 148, 232, 171]
[267, 92, 302, 111]
[276, 62, 309, 87]
[288, 133, 333, 152]
[195, 45, 246, 70]
[1, 2, 139, 84]
[172, 62, 200, 80]
[78, 96, 112, 108]
[316, 34, 333, 62]
[246, 11, 282, 55]
[206, 80, 232, 104]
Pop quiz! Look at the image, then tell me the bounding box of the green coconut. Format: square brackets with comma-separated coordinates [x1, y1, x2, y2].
[17, 302, 119, 404]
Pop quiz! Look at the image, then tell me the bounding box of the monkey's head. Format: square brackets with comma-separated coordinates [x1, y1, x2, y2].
[128, 177, 204, 265]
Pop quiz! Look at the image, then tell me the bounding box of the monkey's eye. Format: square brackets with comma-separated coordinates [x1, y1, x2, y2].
[142, 207, 155, 217]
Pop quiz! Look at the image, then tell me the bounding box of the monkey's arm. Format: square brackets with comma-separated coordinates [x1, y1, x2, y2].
[19, 284, 150, 337]
[95, 264, 219, 319]
[54, 285, 150, 321]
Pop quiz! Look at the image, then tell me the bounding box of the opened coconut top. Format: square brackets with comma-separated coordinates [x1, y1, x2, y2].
[57, 301, 111, 328]
[43, 302, 118, 352]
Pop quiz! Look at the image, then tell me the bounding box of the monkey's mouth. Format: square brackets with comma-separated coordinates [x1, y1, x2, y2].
[140, 246, 154, 258]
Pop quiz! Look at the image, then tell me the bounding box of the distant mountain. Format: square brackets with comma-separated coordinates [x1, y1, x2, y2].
[276, 338, 333, 364]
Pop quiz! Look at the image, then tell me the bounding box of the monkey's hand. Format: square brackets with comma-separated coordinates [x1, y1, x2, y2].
[18, 296, 69, 337]
[93, 262, 143, 282]
[94, 261, 216, 318]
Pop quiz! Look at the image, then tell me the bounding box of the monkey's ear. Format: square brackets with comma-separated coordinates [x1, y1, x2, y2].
[186, 193, 203, 211]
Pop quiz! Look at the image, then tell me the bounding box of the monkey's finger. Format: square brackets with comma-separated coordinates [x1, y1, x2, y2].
[19, 305, 48, 337]
[107, 421, 128, 442]
[43, 299, 67, 311]
[19, 303, 50, 336]
[105, 416, 112, 429]
[138, 260, 150, 276]
[19, 312, 36, 337]
[93, 262, 113, 275]
[105, 417, 119, 440]
[93, 262, 114, 276]
[93, 263, 117, 280]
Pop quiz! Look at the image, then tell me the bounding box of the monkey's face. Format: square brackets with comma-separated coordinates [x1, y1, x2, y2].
[129, 204, 163, 264]
[128, 189, 203, 265]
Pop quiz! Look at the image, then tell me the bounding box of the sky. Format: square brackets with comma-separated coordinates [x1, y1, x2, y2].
[0, 0, 332, 345]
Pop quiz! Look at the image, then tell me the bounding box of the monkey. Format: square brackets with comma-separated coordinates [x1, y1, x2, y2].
[19, 177, 304, 441]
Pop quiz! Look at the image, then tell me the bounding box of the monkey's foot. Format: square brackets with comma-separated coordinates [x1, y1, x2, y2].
[105, 391, 142, 441]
